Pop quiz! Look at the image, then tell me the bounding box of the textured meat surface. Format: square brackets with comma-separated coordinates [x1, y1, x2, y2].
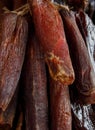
[28, 0, 75, 85]
[60, 9, 95, 103]
[0, 13, 28, 111]
[75, 10, 95, 73]
[22, 33, 48, 130]
[75, 10, 95, 104]
[0, 86, 19, 128]
[70, 86, 95, 130]
[50, 79, 72, 130]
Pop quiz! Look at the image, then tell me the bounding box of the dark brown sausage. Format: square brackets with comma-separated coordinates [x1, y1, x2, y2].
[22, 32, 48, 130]
[60, 9, 95, 104]
[75, 10, 95, 104]
[0, 86, 19, 129]
[0, 13, 28, 111]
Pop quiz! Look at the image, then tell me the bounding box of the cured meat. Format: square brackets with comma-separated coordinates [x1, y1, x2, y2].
[0, 13, 28, 111]
[60, 9, 95, 104]
[75, 10, 95, 104]
[70, 86, 95, 130]
[22, 32, 48, 130]
[28, 0, 75, 86]
[50, 78, 72, 130]
[75, 10, 95, 67]
[87, 0, 95, 23]
[75, 11, 87, 43]
[0, 86, 19, 129]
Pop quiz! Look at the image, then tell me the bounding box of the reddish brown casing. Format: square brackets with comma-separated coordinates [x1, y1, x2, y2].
[22, 32, 48, 130]
[0, 86, 19, 129]
[28, 0, 75, 86]
[0, 13, 28, 111]
[50, 79, 72, 130]
[75, 10, 95, 104]
[60, 9, 95, 104]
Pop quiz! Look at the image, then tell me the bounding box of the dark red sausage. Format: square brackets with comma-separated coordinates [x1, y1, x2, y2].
[0, 86, 19, 129]
[60, 9, 95, 104]
[22, 32, 49, 130]
[28, 0, 75, 86]
[50, 79, 72, 130]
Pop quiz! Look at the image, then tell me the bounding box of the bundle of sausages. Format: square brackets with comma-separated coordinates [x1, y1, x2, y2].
[0, 0, 95, 130]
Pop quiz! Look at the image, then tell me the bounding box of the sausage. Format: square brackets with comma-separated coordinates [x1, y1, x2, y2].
[0, 86, 19, 129]
[70, 85, 95, 130]
[0, 13, 28, 111]
[60, 9, 95, 104]
[22, 31, 48, 130]
[75, 10, 95, 104]
[28, 0, 75, 86]
[50, 78, 72, 130]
